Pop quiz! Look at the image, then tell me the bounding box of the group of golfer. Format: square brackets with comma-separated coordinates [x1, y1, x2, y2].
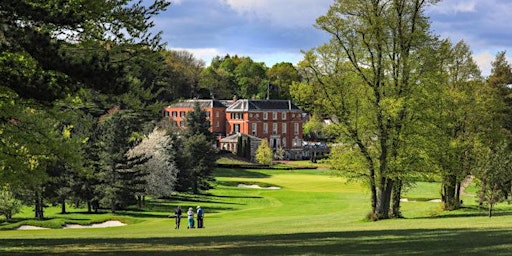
[173, 205, 204, 229]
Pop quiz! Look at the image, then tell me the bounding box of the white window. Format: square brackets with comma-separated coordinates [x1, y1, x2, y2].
[216, 111, 220, 117]
[294, 123, 299, 135]
[263, 112, 268, 120]
[273, 123, 278, 135]
[263, 123, 268, 134]
[293, 137, 301, 147]
[250, 113, 253, 118]
[216, 121, 220, 128]
[251, 123, 257, 135]
[180, 111, 186, 117]
[282, 137, 287, 148]
[272, 112, 277, 120]
[282, 123, 287, 134]
[282, 112, 286, 120]
[172, 111, 178, 117]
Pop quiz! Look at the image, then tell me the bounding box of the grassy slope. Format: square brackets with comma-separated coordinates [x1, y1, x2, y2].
[2, 167, 512, 255]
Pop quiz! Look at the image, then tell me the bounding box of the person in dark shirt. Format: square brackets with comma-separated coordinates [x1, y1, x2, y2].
[174, 206, 182, 229]
[196, 206, 204, 228]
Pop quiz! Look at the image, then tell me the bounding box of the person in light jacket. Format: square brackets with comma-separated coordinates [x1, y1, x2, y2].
[187, 207, 195, 229]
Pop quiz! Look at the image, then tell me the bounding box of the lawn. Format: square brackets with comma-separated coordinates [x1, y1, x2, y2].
[1, 167, 512, 255]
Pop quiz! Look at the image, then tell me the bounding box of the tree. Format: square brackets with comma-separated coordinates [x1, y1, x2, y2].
[97, 109, 145, 213]
[295, 0, 439, 219]
[0, 185, 22, 220]
[256, 140, 273, 166]
[474, 143, 512, 217]
[199, 55, 270, 99]
[128, 127, 179, 202]
[487, 51, 512, 138]
[183, 134, 217, 194]
[0, 0, 170, 102]
[185, 101, 213, 141]
[172, 102, 218, 194]
[158, 50, 205, 100]
[234, 57, 268, 99]
[267, 62, 300, 99]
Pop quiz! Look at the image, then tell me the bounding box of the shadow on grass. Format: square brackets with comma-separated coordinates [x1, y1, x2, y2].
[1, 228, 511, 255]
[413, 206, 512, 219]
[214, 168, 271, 178]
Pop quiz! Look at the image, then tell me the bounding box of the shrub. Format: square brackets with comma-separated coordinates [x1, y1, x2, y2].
[0, 186, 22, 220]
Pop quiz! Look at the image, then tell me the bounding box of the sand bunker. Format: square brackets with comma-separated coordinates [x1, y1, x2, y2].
[238, 184, 281, 190]
[63, 220, 126, 229]
[15, 220, 126, 230]
[16, 225, 49, 230]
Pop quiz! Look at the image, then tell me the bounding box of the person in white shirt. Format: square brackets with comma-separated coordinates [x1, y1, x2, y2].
[187, 207, 195, 229]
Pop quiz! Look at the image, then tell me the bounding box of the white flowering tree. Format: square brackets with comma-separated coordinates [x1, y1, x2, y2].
[128, 128, 179, 205]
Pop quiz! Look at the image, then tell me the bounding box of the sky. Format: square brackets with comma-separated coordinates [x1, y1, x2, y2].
[153, 0, 512, 77]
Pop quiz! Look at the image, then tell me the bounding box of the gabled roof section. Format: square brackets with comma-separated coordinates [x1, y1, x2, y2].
[227, 100, 301, 112]
[167, 99, 227, 109]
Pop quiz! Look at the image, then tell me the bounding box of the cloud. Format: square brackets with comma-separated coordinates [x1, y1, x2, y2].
[429, 0, 476, 14]
[473, 51, 494, 76]
[171, 47, 222, 60]
[220, 0, 331, 28]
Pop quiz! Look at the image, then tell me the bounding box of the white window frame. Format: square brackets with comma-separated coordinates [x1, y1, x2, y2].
[263, 112, 268, 120]
[282, 112, 286, 120]
[273, 123, 278, 135]
[294, 123, 299, 135]
[282, 123, 287, 134]
[263, 123, 268, 134]
[272, 112, 277, 120]
[251, 123, 257, 135]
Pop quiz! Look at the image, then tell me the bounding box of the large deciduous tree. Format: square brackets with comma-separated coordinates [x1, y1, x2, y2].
[293, 0, 439, 219]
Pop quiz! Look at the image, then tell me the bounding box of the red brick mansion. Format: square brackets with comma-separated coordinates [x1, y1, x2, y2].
[163, 98, 304, 160]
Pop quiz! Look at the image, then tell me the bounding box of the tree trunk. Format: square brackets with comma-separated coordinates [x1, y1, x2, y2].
[391, 179, 403, 218]
[111, 198, 116, 214]
[34, 191, 44, 220]
[455, 181, 461, 205]
[137, 195, 142, 209]
[192, 174, 199, 194]
[87, 201, 92, 213]
[61, 200, 66, 214]
[376, 178, 393, 219]
[442, 174, 460, 210]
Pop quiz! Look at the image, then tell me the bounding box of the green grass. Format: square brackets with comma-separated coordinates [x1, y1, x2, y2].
[1, 167, 512, 255]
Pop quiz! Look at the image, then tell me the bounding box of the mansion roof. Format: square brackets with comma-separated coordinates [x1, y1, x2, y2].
[167, 99, 301, 112]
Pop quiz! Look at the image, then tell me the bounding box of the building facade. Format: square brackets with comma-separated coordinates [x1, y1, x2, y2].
[163, 98, 304, 159]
